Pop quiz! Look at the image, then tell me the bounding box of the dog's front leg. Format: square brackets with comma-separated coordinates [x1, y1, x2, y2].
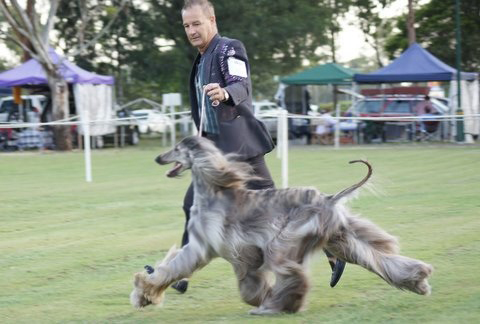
[147, 236, 212, 287]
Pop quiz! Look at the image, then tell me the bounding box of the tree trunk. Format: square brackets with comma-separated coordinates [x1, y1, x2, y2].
[374, 37, 384, 68]
[407, 0, 417, 45]
[330, 26, 337, 63]
[48, 76, 72, 151]
[329, 0, 338, 63]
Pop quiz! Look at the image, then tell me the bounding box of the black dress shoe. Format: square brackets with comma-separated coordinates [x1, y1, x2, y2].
[171, 279, 189, 293]
[330, 259, 346, 288]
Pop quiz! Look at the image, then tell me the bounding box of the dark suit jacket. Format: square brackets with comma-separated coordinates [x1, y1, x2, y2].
[189, 34, 274, 159]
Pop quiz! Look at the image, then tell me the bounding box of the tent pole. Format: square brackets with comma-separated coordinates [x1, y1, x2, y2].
[455, 0, 464, 142]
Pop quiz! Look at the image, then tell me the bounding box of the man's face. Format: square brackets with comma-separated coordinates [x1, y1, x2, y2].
[182, 5, 216, 53]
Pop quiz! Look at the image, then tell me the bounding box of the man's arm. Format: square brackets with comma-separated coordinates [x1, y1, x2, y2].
[220, 39, 251, 106]
[205, 39, 251, 105]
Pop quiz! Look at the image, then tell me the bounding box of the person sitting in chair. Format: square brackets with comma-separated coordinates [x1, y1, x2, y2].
[312, 109, 337, 145]
[416, 96, 439, 140]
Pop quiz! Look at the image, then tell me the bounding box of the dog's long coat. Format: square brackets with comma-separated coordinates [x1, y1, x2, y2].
[130, 136, 432, 314]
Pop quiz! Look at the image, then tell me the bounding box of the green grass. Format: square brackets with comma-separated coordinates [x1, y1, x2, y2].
[1, 141, 479, 323]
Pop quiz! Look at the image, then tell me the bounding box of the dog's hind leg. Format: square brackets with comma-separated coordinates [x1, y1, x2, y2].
[250, 260, 309, 315]
[234, 267, 272, 307]
[326, 216, 433, 295]
[232, 246, 272, 307]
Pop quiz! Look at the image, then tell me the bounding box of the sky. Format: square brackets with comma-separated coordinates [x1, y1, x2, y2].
[337, 0, 430, 62]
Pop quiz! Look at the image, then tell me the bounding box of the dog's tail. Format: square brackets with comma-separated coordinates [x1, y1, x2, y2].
[328, 160, 372, 205]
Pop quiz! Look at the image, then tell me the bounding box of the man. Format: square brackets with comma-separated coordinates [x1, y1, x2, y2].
[172, 0, 345, 293]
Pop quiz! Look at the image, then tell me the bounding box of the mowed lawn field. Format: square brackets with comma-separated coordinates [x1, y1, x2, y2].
[1, 141, 479, 323]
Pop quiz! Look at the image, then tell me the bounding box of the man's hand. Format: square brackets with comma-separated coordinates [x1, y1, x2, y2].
[204, 83, 228, 104]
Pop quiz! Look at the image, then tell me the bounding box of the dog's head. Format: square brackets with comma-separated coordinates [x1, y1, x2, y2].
[154, 136, 217, 177]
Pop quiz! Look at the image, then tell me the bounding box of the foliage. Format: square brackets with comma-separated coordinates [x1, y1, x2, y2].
[0, 142, 479, 322]
[145, 0, 334, 99]
[53, 0, 336, 101]
[54, 0, 136, 103]
[317, 0, 351, 63]
[385, 0, 480, 71]
[0, 57, 8, 71]
[350, 0, 395, 68]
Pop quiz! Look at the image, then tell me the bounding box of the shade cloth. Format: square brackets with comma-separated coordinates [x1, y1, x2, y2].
[281, 62, 356, 85]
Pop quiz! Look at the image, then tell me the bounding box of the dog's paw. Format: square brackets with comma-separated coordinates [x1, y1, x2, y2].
[249, 306, 281, 315]
[130, 288, 152, 308]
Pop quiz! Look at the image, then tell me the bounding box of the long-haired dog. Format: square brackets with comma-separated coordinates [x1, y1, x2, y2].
[130, 136, 433, 314]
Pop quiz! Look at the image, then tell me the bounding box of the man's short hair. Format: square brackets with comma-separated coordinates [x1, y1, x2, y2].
[182, 0, 215, 17]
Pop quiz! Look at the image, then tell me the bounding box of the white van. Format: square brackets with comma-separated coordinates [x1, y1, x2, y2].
[0, 95, 47, 123]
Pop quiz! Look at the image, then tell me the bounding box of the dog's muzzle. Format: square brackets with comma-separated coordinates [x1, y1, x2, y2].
[166, 162, 183, 177]
[155, 155, 183, 177]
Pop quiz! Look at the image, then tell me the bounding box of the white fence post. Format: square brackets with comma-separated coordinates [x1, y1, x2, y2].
[276, 110, 283, 159]
[279, 109, 289, 188]
[83, 111, 92, 183]
[334, 102, 341, 149]
[170, 105, 176, 147]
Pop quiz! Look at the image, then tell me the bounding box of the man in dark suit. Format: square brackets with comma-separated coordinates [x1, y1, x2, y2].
[172, 0, 344, 293]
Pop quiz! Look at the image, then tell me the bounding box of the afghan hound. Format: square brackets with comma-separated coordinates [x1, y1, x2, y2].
[130, 136, 433, 314]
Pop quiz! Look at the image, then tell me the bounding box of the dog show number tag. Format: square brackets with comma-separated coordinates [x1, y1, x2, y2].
[227, 57, 247, 78]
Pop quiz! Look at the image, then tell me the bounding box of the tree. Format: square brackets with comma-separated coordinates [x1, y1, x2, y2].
[322, 0, 352, 63]
[385, 0, 480, 72]
[126, 0, 334, 99]
[54, 0, 133, 103]
[350, 0, 395, 68]
[407, 0, 416, 45]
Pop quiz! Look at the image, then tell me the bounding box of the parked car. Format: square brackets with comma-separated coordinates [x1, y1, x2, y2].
[131, 109, 172, 134]
[253, 101, 281, 139]
[0, 95, 47, 123]
[253, 101, 311, 140]
[348, 87, 449, 142]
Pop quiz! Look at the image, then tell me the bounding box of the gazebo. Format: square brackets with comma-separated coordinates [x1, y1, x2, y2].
[281, 62, 356, 86]
[0, 48, 115, 136]
[276, 62, 357, 114]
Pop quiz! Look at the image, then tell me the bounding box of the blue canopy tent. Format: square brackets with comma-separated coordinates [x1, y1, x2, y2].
[354, 43, 477, 83]
[353, 43, 479, 142]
